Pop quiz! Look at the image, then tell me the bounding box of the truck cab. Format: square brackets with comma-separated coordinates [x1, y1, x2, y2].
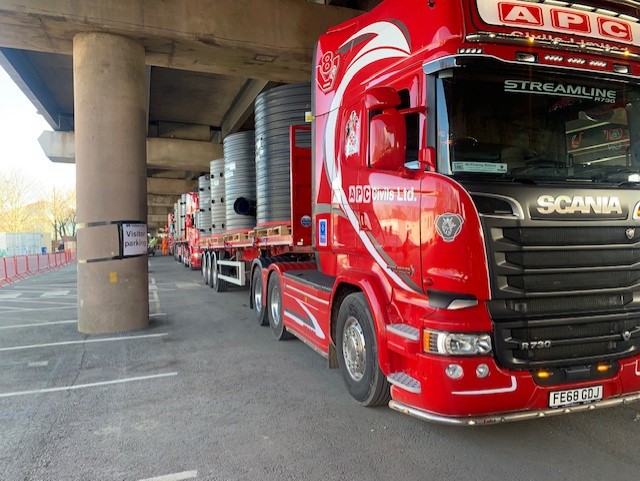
[303, 0, 640, 423]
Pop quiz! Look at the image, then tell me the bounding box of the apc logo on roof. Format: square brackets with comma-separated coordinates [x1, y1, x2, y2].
[498, 2, 543, 26]
[497, 2, 633, 41]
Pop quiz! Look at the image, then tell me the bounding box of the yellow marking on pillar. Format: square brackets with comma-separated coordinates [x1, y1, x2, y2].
[109, 272, 118, 283]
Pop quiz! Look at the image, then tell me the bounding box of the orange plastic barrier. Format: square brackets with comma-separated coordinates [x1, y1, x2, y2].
[0, 250, 75, 287]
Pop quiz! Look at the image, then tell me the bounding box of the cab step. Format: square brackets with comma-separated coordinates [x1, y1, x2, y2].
[387, 323, 419, 341]
[387, 372, 422, 394]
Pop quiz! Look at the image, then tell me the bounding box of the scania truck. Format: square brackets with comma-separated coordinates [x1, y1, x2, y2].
[194, 0, 640, 424]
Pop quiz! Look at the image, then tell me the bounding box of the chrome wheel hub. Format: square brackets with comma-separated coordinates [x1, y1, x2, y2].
[343, 316, 366, 382]
[270, 283, 281, 326]
[254, 275, 262, 313]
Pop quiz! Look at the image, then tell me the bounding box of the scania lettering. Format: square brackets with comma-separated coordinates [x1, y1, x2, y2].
[171, 0, 640, 425]
[536, 195, 623, 215]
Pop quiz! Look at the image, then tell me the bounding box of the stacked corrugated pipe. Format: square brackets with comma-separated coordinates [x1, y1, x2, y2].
[197, 174, 212, 235]
[254, 82, 311, 226]
[209, 158, 226, 234]
[223, 130, 256, 230]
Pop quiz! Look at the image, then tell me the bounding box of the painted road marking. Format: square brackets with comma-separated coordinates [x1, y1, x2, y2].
[0, 372, 178, 398]
[40, 290, 71, 297]
[149, 313, 166, 318]
[0, 320, 77, 330]
[28, 361, 49, 368]
[175, 282, 200, 289]
[0, 292, 22, 299]
[0, 305, 76, 313]
[0, 333, 168, 352]
[138, 471, 198, 481]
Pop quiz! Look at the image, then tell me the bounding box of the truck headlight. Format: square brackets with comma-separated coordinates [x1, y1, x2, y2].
[424, 329, 492, 356]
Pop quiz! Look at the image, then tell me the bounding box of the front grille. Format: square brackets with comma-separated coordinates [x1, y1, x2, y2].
[505, 250, 640, 268]
[472, 191, 640, 369]
[483, 221, 640, 302]
[502, 227, 637, 246]
[503, 293, 630, 316]
[508, 271, 640, 292]
[495, 316, 640, 368]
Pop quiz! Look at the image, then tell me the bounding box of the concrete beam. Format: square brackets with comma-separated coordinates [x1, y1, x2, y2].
[149, 205, 172, 216]
[146, 137, 221, 171]
[38, 131, 222, 171]
[0, 1, 362, 83]
[0, 47, 68, 130]
[147, 178, 196, 196]
[148, 214, 171, 225]
[148, 193, 179, 207]
[221, 79, 276, 138]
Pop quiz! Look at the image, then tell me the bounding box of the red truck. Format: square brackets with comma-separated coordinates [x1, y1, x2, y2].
[172, 192, 202, 269]
[179, 0, 640, 424]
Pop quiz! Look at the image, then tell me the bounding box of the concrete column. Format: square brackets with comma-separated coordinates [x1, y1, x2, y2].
[74, 33, 148, 334]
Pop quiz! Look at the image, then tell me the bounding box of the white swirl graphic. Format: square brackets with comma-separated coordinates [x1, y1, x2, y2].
[323, 21, 412, 290]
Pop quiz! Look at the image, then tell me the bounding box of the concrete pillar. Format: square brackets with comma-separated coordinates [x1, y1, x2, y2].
[74, 33, 148, 334]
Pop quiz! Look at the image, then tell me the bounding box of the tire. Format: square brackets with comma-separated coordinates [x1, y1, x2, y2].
[211, 252, 228, 292]
[267, 273, 293, 340]
[252, 267, 268, 326]
[202, 252, 210, 285]
[207, 253, 215, 289]
[336, 292, 390, 407]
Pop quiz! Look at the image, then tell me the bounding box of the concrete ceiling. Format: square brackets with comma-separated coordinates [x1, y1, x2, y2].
[0, 0, 381, 228]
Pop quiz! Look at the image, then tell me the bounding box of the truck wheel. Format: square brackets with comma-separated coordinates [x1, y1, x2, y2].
[211, 253, 227, 292]
[202, 253, 210, 285]
[336, 292, 390, 407]
[207, 253, 215, 289]
[252, 267, 268, 326]
[267, 273, 293, 340]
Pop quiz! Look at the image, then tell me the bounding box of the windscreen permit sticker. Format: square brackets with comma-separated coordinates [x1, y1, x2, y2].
[452, 162, 507, 174]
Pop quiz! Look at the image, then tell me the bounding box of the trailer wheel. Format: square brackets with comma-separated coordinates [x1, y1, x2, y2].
[207, 252, 215, 289]
[336, 293, 390, 407]
[251, 267, 268, 326]
[211, 252, 228, 292]
[267, 273, 293, 340]
[202, 252, 210, 285]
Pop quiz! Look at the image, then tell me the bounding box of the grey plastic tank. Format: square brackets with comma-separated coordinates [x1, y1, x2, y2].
[254, 82, 311, 226]
[223, 131, 256, 230]
[209, 158, 226, 234]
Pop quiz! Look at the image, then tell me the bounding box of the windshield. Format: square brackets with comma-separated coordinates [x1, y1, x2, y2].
[436, 65, 640, 184]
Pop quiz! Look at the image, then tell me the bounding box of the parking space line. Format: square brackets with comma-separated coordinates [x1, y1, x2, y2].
[0, 320, 77, 330]
[0, 305, 77, 313]
[0, 372, 178, 398]
[138, 471, 198, 481]
[0, 333, 168, 352]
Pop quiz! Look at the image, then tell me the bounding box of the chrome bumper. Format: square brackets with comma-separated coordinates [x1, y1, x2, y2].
[389, 392, 640, 426]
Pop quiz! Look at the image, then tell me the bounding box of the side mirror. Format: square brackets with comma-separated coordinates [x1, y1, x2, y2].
[365, 87, 401, 110]
[419, 147, 436, 172]
[369, 109, 406, 171]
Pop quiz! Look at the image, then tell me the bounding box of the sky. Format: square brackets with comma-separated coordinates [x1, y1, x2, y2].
[0, 65, 76, 200]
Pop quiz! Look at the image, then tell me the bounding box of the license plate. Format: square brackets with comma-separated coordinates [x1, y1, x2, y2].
[549, 385, 603, 408]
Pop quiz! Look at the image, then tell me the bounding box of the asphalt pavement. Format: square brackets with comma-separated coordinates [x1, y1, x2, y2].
[0, 256, 639, 481]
